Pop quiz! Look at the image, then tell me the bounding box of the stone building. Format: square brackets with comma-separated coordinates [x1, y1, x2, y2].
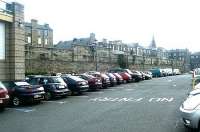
[0, 1, 25, 81]
[168, 49, 191, 71]
[24, 19, 53, 60]
[190, 52, 200, 70]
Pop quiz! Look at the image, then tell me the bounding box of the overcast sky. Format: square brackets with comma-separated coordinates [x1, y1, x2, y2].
[8, 0, 200, 52]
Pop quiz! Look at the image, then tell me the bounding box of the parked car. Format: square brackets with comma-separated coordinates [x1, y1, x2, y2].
[180, 94, 200, 129]
[187, 83, 200, 98]
[2, 81, 44, 106]
[61, 75, 89, 95]
[0, 81, 9, 110]
[149, 68, 163, 77]
[106, 73, 117, 86]
[76, 74, 102, 91]
[174, 69, 181, 75]
[119, 72, 132, 83]
[27, 76, 69, 100]
[112, 73, 124, 84]
[109, 68, 135, 82]
[87, 72, 110, 88]
[141, 71, 152, 80]
[131, 70, 143, 82]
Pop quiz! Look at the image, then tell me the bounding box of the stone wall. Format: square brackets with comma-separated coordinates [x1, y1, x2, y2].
[25, 42, 185, 74]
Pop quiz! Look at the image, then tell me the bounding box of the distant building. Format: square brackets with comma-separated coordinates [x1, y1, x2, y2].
[25, 19, 53, 47]
[190, 52, 200, 69]
[168, 49, 191, 71]
[55, 33, 96, 49]
[24, 19, 53, 60]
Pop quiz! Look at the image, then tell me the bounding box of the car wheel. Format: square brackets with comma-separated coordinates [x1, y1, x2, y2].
[44, 92, 52, 100]
[12, 96, 21, 106]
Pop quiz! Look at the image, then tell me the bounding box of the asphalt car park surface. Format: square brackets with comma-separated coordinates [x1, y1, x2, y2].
[0, 74, 193, 132]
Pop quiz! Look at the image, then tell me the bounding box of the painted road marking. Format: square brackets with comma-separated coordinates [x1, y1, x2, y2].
[148, 97, 174, 102]
[89, 97, 174, 103]
[43, 100, 67, 104]
[6, 108, 36, 113]
[104, 89, 116, 91]
[124, 89, 135, 91]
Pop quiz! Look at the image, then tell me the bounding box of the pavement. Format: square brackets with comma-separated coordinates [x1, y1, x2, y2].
[0, 74, 195, 132]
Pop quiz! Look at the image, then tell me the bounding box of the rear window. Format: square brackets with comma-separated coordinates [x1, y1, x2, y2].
[48, 77, 65, 84]
[68, 76, 85, 81]
[101, 74, 109, 78]
[15, 82, 30, 86]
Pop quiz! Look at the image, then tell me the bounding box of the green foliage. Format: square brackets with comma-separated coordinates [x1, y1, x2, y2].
[117, 54, 127, 68]
[25, 71, 48, 76]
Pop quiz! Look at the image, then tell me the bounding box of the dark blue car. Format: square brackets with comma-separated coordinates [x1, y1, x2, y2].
[2, 81, 45, 106]
[61, 75, 89, 95]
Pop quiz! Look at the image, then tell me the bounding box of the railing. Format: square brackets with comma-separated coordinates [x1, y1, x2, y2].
[0, 0, 13, 15]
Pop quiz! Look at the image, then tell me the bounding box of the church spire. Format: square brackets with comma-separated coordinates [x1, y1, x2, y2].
[149, 35, 156, 49]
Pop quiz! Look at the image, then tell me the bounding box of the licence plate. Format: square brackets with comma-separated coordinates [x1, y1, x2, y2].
[34, 95, 41, 98]
[0, 99, 2, 103]
[59, 85, 65, 89]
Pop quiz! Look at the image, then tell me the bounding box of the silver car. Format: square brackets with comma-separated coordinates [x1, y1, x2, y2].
[180, 94, 200, 129]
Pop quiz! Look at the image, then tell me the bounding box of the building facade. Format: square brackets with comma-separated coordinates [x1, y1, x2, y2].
[0, 1, 25, 81]
[190, 52, 200, 70]
[24, 19, 53, 60]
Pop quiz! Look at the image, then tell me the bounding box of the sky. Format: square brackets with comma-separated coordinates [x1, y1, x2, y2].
[7, 0, 200, 52]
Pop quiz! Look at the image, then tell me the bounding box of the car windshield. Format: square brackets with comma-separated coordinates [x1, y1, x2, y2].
[0, 82, 6, 89]
[15, 82, 30, 86]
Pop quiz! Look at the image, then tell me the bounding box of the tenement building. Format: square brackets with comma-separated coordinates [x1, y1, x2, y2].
[0, 1, 25, 81]
[25, 19, 53, 60]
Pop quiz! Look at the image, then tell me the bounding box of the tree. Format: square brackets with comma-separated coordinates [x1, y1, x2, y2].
[117, 54, 127, 68]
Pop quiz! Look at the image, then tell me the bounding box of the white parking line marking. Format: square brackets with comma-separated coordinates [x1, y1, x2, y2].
[148, 97, 174, 102]
[43, 100, 67, 104]
[104, 89, 116, 91]
[124, 89, 135, 91]
[89, 97, 174, 103]
[6, 108, 36, 113]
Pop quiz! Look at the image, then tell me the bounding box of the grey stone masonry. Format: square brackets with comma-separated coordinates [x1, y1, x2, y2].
[8, 2, 25, 81]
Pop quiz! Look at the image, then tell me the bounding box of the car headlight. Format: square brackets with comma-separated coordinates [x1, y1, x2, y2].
[38, 87, 44, 91]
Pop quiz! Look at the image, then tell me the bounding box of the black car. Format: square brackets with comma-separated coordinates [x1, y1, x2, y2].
[2, 81, 45, 106]
[61, 75, 89, 95]
[27, 76, 70, 100]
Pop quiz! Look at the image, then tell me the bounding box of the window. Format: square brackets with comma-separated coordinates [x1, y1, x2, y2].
[44, 30, 48, 36]
[0, 22, 5, 60]
[27, 36, 31, 44]
[38, 38, 42, 44]
[45, 39, 48, 45]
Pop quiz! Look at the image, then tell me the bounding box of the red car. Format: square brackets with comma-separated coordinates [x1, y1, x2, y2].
[77, 74, 102, 91]
[0, 81, 9, 110]
[119, 72, 132, 83]
[87, 71, 110, 88]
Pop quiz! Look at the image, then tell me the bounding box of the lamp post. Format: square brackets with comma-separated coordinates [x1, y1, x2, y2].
[89, 40, 98, 71]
